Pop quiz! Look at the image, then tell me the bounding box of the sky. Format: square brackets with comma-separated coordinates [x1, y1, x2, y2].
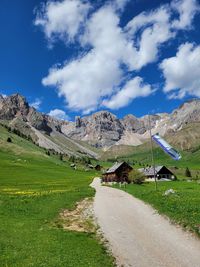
[0, 0, 200, 120]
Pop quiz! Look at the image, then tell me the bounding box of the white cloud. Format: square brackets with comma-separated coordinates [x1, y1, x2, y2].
[48, 109, 70, 120]
[125, 6, 174, 69]
[42, 6, 157, 113]
[102, 77, 154, 109]
[43, 7, 128, 112]
[30, 98, 42, 109]
[125, 5, 170, 35]
[114, 0, 130, 11]
[43, 49, 122, 112]
[34, 0, 91, 43]
[171, 0, 200, 29]
[160, 42, 200, 98]
[36, 0, 200, 113]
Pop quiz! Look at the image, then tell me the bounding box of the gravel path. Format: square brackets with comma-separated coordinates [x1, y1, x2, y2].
[91, 178, 200, 267]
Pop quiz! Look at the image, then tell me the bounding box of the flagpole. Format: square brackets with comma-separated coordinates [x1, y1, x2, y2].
[148, 115, 158, 191]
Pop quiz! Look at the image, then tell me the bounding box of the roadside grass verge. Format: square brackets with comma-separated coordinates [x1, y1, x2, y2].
[115, 181, 200, 237]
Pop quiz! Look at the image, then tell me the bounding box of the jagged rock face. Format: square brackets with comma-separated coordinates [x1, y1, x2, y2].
[0, 94, 29, 120]
[63, 111, 124, 147]
[171, 99, 200, 128]
[121, 114, 146, 134]
[27, 108, 52, 134]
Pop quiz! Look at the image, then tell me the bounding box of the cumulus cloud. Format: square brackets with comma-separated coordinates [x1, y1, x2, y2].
[125, 6, 173, 69]
[171, 0, 200, 29]
[160, 42, 200, 98]
[102, 77, 154, 109]
[41, 5, 159, 112]
[48, 109, 70, 120]
[43, 49, 122, 113]
[35, 0, 200, 113]
[125, 6, 170, 36]
[30, 98, 42, 109]
[34, 0, 91, 43]
[114, 0, 131, 11]
[43, 7, 128, 112]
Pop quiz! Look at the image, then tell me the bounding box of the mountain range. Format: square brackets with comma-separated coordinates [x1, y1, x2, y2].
[0, 94, 200, 158]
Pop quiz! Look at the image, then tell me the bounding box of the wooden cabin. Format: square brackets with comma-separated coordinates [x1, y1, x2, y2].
[139, 166, 175, 180]
[102, 162, 133, 183]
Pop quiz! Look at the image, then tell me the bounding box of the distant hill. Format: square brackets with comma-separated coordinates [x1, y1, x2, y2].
[0, 94, 200, 159]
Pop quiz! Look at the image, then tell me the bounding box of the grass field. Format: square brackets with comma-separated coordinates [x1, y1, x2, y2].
[0, 126, 114, 267]
[116, 181, 200, 237]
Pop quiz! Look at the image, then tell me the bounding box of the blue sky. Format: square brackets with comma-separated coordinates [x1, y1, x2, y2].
[0, 0, 200, 120]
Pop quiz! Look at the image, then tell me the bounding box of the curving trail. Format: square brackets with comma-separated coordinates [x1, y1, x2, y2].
[91, 178, 200, 267]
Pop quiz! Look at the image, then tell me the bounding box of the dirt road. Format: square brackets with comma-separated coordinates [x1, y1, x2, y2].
[91, 178, 200, 267]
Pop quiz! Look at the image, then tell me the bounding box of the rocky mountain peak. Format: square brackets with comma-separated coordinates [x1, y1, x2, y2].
[91, 110, 116, 119]
[171, 98, 200, 126]
[83, 110, 118, 125]
[177, 98, 200, 110]
[121, 114, 145, 134]
[0, 93, 29, 120]
[64, 110, 124, 147]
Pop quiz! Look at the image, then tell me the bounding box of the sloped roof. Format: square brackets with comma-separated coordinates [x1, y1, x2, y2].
[105, 162, 126, 174]
[139, 166, 168, 176]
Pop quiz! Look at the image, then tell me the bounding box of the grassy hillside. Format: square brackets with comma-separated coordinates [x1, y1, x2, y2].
[100, 129, 200, 179]
[0, 126, 114, 267]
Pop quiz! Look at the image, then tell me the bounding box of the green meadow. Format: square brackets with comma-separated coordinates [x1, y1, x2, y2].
[0, 126, 114, 267]
[1, 123, 200, 266]
[117, 181, 200, 236]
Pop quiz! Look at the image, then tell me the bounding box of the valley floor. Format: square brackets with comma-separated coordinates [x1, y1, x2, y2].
[91, 178, 200, 267]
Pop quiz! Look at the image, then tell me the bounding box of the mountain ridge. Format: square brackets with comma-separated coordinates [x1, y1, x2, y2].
[0, 94, 200, 155]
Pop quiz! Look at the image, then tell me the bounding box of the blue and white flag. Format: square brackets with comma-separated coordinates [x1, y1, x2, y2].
[152, 133, 181, 161]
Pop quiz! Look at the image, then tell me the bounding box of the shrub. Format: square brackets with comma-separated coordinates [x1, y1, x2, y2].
[59, 154, 63, 161]
[7, 137, 12, 143]
[129, 169, 145, 184]
[185, 167, 192, 178]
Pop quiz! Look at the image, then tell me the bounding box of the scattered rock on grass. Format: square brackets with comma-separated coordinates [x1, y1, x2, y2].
[163, 189, 176, 196]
